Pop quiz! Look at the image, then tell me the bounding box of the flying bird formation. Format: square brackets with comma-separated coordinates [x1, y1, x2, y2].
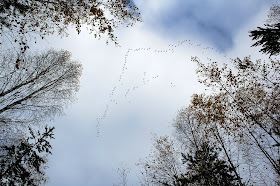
[95, 39, 228, 136]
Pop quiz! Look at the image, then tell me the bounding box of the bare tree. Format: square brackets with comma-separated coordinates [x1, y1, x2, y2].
[137, 135, 184, 186]
[113, 163, 131, 186]
[0, 49, 82, 127]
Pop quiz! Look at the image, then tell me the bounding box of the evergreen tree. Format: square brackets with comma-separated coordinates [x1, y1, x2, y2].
[180, 142, 239, 186]
[0, 126, 54, 185]
[250, 23, 280, 56]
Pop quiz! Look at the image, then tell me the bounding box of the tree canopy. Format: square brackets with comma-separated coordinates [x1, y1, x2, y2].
[0, 0, 141, 51]
[0, 49, 82, 126]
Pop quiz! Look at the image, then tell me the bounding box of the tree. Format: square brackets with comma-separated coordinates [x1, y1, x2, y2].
[113, 163, 131, 186]
[0, 126, 54, 185]
[138, 135, 183, 186]
[190, 55, 280, 182]
[189, 5, 280, 183]
[138, 118, 241, 186]
[174, 108, 243, 185]
[250, 23, 280, 56]
[180, 141, 238, 186]
[0, 49, 81, 184]
[0, 49, 82, 126]
[0, 0, 141, 51]
[249, 3, 280, 56]
[137, 4, 280, 185]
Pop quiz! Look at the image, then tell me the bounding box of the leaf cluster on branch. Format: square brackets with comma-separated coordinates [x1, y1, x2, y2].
[0, 0, 142, 51]
[0, 126, 54, 185]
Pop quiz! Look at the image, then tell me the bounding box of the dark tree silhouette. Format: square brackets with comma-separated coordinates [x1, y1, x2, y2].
[0, 126, 54, 185]
[250, 23, 280, 56]
[180, 142, 239, 186]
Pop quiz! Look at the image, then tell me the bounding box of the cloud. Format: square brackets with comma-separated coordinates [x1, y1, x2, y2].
[135, 0, 272, 51]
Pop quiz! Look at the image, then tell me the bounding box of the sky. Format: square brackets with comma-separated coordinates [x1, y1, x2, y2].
[24, 0, 276, 185]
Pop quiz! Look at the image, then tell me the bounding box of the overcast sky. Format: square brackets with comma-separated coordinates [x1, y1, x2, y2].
[28, 0, 275, 185]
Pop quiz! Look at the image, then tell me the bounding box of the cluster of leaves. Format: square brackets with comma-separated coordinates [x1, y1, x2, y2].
[0, 126, 54, 185]
[0, 0, 141, 52]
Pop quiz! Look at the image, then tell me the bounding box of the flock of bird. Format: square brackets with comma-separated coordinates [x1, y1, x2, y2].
[95, 39, 228, 136]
